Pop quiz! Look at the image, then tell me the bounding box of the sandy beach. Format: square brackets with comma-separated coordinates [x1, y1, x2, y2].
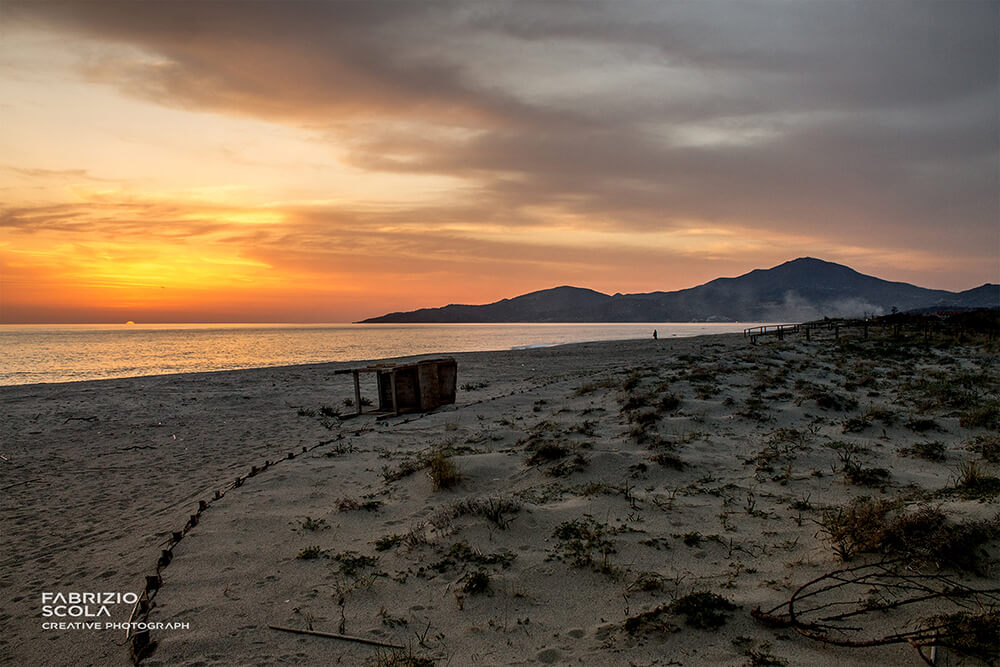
[2, 329, 998, 666]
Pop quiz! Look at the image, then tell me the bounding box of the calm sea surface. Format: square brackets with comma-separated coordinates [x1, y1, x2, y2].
[0, 323, 771, 386]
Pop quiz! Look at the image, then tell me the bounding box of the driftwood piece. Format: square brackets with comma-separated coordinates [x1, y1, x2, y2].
[144, 575, 161, 594]
[268, 624, 405, 649]
[751, 560, 1000, 663]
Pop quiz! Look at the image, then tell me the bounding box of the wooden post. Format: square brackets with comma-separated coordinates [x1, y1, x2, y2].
[389, 370, 399, 416]
[352, 370, 361, 415]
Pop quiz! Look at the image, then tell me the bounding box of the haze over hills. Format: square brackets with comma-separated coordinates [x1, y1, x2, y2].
[361, 258, 1000, 323]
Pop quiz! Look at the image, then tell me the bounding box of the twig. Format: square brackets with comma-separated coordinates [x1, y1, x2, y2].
[268, 624, 404, 649]
[0, 478, 40, 491]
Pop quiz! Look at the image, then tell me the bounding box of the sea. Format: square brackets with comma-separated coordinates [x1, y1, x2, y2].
[0, 322, 771, 386]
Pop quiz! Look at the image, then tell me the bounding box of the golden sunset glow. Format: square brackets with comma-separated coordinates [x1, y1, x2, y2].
[1, 2, 996, 323]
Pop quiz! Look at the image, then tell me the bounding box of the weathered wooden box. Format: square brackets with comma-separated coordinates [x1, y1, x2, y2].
[336, 357, 457, 416]
[375, 358, 457, 414]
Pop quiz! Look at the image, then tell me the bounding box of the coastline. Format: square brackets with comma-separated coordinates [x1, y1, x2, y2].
[0, 322, 769, 387]
[2, 331, 997, 666]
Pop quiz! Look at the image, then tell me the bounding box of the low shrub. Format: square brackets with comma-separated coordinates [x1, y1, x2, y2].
[332, 551, 378, 576]
[549, 516, 617, 572]
[296, 546, 325, 560]
[651, 452, 686, 470]
[373, 534, 402, 551]
[897, 441, 946, 462]
[950, 461, 1000, 500]
[297, 516, 328, 531]
[525, 442, 570, 465]
[428, 451, 462, 491]
[461, 569, 491, 595]
[967, 434, 1000, 463]
[670, 591, 738, 629]
[818, 497, 999, 572]
[960, 398, 1000, 430]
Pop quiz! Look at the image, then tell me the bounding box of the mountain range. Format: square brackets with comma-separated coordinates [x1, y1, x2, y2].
[360, 258, 1000, 323]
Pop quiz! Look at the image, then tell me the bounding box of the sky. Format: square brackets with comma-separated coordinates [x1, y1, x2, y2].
[1, 1, 997, 323]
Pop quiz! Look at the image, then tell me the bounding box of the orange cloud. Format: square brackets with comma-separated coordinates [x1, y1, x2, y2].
[7, 186, 980, 324]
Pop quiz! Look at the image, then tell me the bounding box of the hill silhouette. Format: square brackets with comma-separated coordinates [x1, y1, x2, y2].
[360, 258, 1000, 323]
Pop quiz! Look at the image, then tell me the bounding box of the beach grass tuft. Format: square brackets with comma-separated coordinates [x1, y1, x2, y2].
[428, 451, 462, 491]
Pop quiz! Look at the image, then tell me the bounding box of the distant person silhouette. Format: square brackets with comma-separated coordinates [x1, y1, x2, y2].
[653, 329, 658, 340]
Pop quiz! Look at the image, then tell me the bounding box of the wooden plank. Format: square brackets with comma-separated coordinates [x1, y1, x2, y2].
[352, 370, 361, 415]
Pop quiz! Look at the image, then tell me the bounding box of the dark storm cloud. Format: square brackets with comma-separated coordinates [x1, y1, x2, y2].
[8, 0, 998, 261]
[481, 1, 998, 111]
[7, 1, 543, 126]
